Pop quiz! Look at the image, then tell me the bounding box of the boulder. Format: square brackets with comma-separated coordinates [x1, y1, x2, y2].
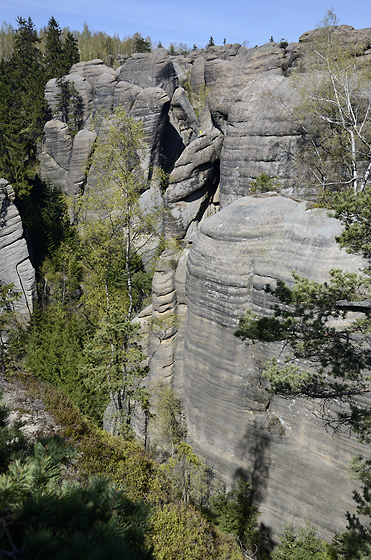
[131, 87, 170, 173]
[165, 129, 223, 238]
[69, 59, 116, 92]
[169, 87, 198, 147]
[149, 250, 179, 382]
[68, 128, 97, 195]
[94, 71, 118, 112]
[38, 119, 72, 192]
[39, 120, 96, 196]
[113, 81, 141, 112]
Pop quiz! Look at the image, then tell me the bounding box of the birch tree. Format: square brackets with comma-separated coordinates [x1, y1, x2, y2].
[75, 107, 162, 322]
[292, 10, 371, 196]
[76, 107, 163, 432]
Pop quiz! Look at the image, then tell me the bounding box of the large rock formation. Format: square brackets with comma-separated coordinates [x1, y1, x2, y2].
[0, 179, 36, 323]
[39, 25, 371, 231]
[37, 25, 371, 540]
[38, 38, 307, 237]
[172, 194, 369, 539]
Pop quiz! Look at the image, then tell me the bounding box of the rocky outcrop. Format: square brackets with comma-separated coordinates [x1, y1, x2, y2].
[38, 39, 305, 234]
[40, 26, 371, 230]
[174, 194, 369, 539]
[164, 129, 222, 238]
[0, 180, 35, 323]
[37, 26, 371, 541]
[38, 119, 96, 196]
[219, 73, 302, 208]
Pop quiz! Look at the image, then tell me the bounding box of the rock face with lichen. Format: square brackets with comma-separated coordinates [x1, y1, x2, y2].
[0, 179, 36, 323]
[37, 25, 371, 540]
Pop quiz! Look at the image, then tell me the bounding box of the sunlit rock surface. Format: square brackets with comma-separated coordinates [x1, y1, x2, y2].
[179, 194, 369, 539]
[0, 180, 35, 323]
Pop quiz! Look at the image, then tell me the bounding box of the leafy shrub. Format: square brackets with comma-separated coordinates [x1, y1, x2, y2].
[148, 503, 242, 560]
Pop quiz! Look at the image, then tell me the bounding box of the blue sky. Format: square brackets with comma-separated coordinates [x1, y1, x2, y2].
[2, 0, 370, 49]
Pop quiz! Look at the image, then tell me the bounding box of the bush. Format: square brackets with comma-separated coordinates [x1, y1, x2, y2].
[148, 503, 242, 560]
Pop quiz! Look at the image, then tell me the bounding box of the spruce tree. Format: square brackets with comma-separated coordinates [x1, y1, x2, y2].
[62, 31, 80, 73]
[44, 16, 64, 78]
[0, 17, 49, 196]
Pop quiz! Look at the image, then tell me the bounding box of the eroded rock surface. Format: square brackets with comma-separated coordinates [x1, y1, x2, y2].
[177, 194, 369, 539]
[40, 26, 371, 232]
[0, 179, 36, 323]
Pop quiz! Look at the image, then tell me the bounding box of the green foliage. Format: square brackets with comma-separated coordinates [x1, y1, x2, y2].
[44, 17, 80, 79]
[332, 187, 371, 262]
[80, 307, 149, 434]
[0, 15, 79, 198]
[183, 77, 211, 118]
[44, 16, 64, 78]
[0, 17, 50, 197]
[0, 434, 152, 559]
[133, 33, 151, 53]
[332, 457, 371, 558]
[10, 376, 242, 560]
[0, 399, 29, 473]
[63, 31, 80, 70]
[161, 442, 207, 505]
[0, 283, 21, 375]
[236, 270, 371, 418]
[16, 178, 77, 273]
[208, 477, 262, 555]
[76, 23, 152, 65]
[26, 302, 93, 418]
[152, 384, 186, 456]
[208, 36, 215, 47]
[250, 173, 281, 193]
[236, 167, 371, 556]
[55, 78, 84, 135]
[165, 42, 190, 55]
[235, 308, 288, 342]
[43, 385, 171, 505]
[272, 523, 332, 559]
[0, 21, 14, 59]
[148, 503, 242, 560]
[76, 107, 162, 323]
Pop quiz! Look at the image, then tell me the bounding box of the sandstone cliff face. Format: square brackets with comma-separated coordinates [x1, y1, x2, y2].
[0, 179, 35, 323]
[176, 194, 369, 538]
[39, 38, 306, 238]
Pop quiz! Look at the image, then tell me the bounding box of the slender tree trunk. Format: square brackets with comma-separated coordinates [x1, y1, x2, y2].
[350, 129, 358, 194]
[125, 208, 133, 320]
[0, 333, 5, 375]
[360, 153, 371, 192]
